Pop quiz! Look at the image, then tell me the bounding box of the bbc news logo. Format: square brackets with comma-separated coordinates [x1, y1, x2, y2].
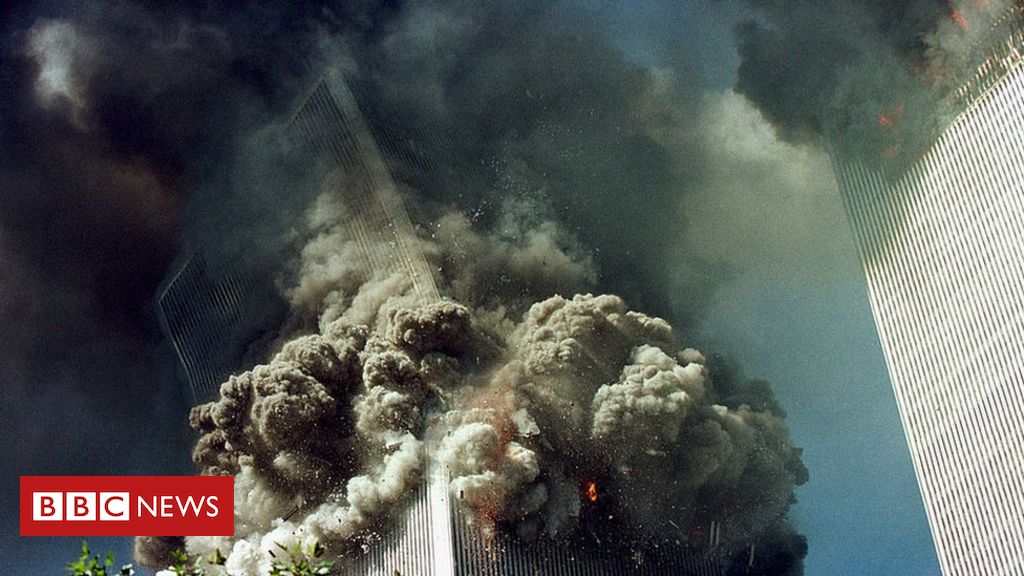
[33, 491, 132, 521]
[20, 476, 233, 536]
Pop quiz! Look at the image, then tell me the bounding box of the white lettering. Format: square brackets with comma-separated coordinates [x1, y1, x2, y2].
[160, 495, 174, 516]
[177, 495, 203, 516]
[205, 496, 219, 518]
[137, 496, 158, 517]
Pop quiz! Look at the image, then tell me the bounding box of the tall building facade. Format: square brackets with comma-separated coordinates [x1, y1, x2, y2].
[287, 71, 442, 302]
[833, 8, 1024, 575]
[160, 71, 445, 401]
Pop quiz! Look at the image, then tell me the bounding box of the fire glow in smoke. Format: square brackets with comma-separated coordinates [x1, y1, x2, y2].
[736, 0, 1021, 167]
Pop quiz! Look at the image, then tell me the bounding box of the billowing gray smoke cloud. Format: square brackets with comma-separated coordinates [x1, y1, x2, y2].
[443, 294, 806, 547]
[346, 0, 731, 325]
[135, 187, 807, 574]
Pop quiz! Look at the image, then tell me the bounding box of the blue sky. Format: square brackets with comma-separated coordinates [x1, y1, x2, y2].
[698, 252, 940, 574]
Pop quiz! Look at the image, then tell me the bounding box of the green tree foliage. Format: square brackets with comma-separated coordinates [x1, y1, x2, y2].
[68, 540, 336, 576]
[166, 548, 212, 576]
[268, 540, 333, 576]
[67, 541, 134, 576]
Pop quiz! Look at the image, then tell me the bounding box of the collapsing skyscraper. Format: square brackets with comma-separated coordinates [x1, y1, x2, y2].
[157, 69, 449, 402]
[159, 71, 730, 575]
[286, 70, 441, 303]
[832, 4, 1024, 574]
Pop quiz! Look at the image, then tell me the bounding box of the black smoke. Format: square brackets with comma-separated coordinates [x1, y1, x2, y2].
[734, 0, 1018, 164]
[0, 0, 347, 565]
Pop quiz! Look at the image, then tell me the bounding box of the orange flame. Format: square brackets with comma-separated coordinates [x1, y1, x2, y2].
[877, 101, 905, 128]
[584, 481, 598, 503]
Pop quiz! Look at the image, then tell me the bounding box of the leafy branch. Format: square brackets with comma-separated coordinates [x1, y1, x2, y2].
[69, 539, 336, 576]
[268, 540, 333, 576]
[67, 541, 134, 576]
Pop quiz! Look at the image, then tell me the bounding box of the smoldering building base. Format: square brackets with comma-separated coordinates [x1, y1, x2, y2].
[337, 423, 726, 576]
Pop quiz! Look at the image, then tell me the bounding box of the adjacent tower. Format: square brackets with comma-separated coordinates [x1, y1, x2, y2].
[832, 6, 1024, 574]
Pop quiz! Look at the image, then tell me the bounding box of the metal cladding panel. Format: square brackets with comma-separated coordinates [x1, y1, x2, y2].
[449, 507, 724, 576]
[285, 71, 726, 576]
[834, 49, 1024, 575]
[339, 449, 458, 576]
[161, 70, 447, 406]
[341, 480, 438, 576]
[344, 76, 460, 184]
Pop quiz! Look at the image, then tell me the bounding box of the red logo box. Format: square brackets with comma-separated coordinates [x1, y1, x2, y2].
[20, 476, 233, 536]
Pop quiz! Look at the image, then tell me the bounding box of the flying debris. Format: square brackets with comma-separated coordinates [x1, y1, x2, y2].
[281, 506, 299, 523]
[708, 521, 722, 550]
[158, 278, 806, 576]
[144, 33, 806, 576]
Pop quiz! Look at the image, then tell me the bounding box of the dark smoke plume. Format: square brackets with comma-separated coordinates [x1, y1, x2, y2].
[734, 0, 1021, 165]
[1, 1, 811, 573]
